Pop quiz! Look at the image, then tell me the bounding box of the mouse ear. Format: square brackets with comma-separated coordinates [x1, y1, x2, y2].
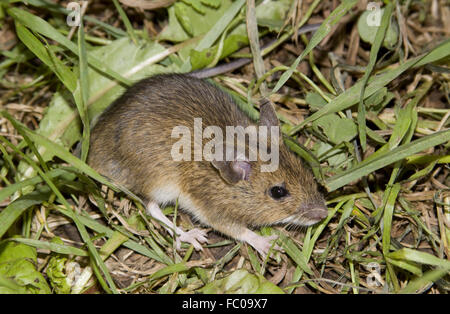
[259, 98, 279, 127]
[211, 159, 251, 185]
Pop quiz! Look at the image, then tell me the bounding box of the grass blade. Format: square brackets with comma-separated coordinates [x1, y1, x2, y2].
[7, 238, 88, 256]
[55, 206, 167, 264]
[0, 190, 50, 238]
[272, 0, 358, 93]
[0, 111, 136, 198]
[277, 231, 313, 275]
[357, 2, 394, 151]
[0, 168, 70, 203]
[15, 22, 77, 92]
[7, 7, 132, 86]
[325, 129, 450, 191]
[112, 0, 138, 44]
[387, 248, 450, 269]
[382, 183, 401, 256]
[288, 38, 450, 135]
[75, 18, 90, 162]
[1, 112, 119, 294]
[399, 268, 450, 294]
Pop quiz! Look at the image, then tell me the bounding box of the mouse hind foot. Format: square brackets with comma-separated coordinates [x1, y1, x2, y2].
[146, 201, 208, 251]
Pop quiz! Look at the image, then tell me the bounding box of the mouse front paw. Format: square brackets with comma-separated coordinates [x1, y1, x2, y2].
[240, 229, 281, 258]
[176, 228, 208, 251]
[251, 235, 280, 258]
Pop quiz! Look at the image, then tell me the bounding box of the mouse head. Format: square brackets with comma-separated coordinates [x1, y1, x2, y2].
[211, 99, 328, 228]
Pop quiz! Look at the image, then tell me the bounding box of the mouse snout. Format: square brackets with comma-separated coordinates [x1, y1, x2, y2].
[283, 200, 328, 226]
[302, 204, 328, 222]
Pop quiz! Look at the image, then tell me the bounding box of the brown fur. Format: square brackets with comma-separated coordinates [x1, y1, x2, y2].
[88, 74, 327, 241]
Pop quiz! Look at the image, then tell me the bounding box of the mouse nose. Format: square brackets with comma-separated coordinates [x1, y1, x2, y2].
[307, 206, 329, 221]
[300, 202, 329, 222]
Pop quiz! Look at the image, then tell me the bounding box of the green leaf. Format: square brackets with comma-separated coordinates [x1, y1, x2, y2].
[195, 0, 245, 48]
[168, 0, 291, 70]
[403, 159, 439, 183]
[46, 253, 71, 294]
[0, 241, 51, 294]
[199, 0, 221, 7]
[46, 237, 72, 294]
[305, 91, 328, 110]
[304, 202, 341, 261]
[188, 0, 246, 70]
[190, 32, 248, 70]
[256, 0, 292, 28]
[175, 2, 196, 36]
[357, 8, 399, 49]
[182, 0, 212, 14]
[148, 262, 192, 282]
[160, 0, 234, 42]
[313, 141, 346, 167]
[198, 269, 284, 294]
[1, 112, 123, 195]
[313, 114, 357, 144]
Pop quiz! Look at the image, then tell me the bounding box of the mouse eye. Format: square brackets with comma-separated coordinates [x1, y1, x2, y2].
[269, 185, 289, 200]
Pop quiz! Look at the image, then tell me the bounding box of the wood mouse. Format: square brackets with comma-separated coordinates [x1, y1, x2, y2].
[87, 73, 328, 257]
